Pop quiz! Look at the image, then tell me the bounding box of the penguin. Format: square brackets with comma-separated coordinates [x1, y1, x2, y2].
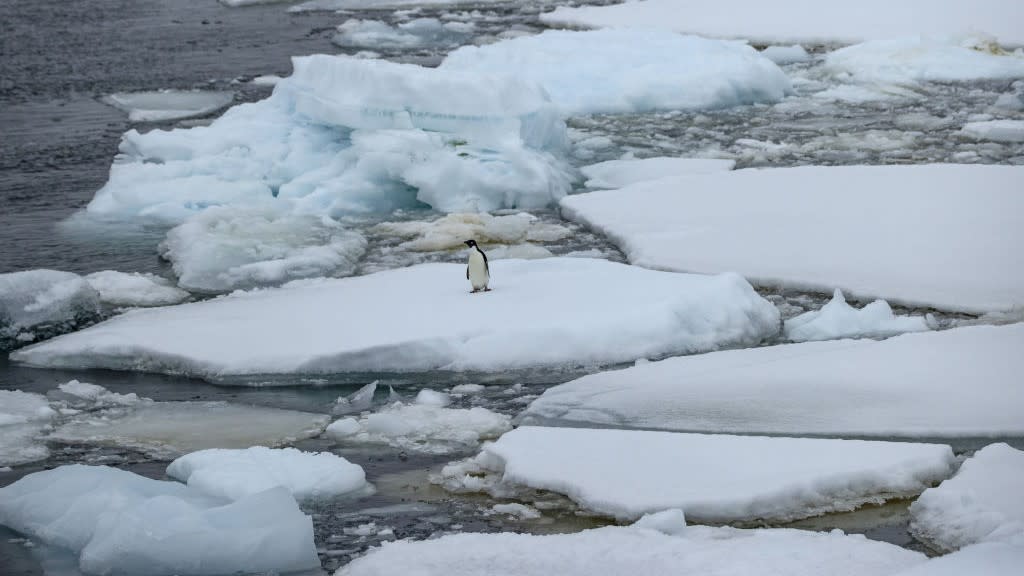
[464, 239, 490, 293]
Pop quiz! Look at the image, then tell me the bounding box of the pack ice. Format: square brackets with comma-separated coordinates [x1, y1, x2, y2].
[439, 426, 954, 523]
[11, 258, 780, 378]
[560, 164, 1024, 313]
[0, 465, 320, 576]
[338, 509, 926, 576]
[522, 324, 1024, 438]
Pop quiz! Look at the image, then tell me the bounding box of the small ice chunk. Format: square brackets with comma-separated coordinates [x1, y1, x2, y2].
[0, 390, 56, 466]
[47, 380, 144, 410]
[333, 18, 474, 50]
[991, 92, 1024, 112]
[491, 503, 541, 519]
[761, 45, 811, 65]
[333, 381, 379, 415]
[415, 389, 451, 407]
[450, 384, 485, 394]
[0, 269, 102, 349]
[959, 120, 1024, 143]
[250, 74, 284, 86]
[326, 402, 510, 454]
[326, 418, 361, 437]
[166, 446, 370, 501]
[632, 509, 686, 535]
[84, 270, 189, 307]
[783, 289, 930, 342]
[102, 90, 234, 123]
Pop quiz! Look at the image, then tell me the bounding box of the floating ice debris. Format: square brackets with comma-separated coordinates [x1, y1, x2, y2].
[414, 389, 451, 407]
[0, 390, 56, 466]
[783, 289, 930, 342]
[334, 381, 379, 415]
[490, 503, 541, 520]
[167, 446, 370, 502]
[101, 90, 234, 123]
[47, 380, 144, 410]
[761, 45, 811, 65]
[910, 443, 1024, 552]
[522, 324, 1024, 438]
[12, 259, 780, 377]
[372, 212, 572, 252]
[580, 157, 735, 189]
[249, 74, 284, 86]
[0, 465, 320, 576]
[334, 18, 474, 50]
[84, 270, 189, 307]
[0, 269, 102, 350]
[440, 426, 954, 523]
[290, 0, 504, 11]
[958, 119, 1024, 143]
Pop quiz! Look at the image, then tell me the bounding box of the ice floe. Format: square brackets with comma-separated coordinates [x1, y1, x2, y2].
[101, 90, 234, 123]
[12, 258, 780, 377]
[160, 206, 367, 293]
[580, 157, 735, 189]
[0, 390, 56, 466]
[83, 270, 189, 307]
[761, 45, 811, 65]
[338, 511, 926, 576]
[783, 289, 930, 342]
[441, 29, 790, 116]
[0, 465, 320, 576]
[959, 119, 1024, 143]
[910, 443, 1024, 552]
[0, 269, 101, 350]
[290, 0, 504, 11]
[334, 18, 475, 50]
[522, 324, 1024, 438]
[560, 164, 1024, 313]
[370, 211, 570, 252]
[890, 542, 1024, 576]
[166, 446, 370, 501]
[440, 426, 954, 523]
[540, 0, 1024, 46]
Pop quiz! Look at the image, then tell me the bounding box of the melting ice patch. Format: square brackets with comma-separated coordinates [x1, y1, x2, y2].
[441, 28, 791, 116]
[101, 90, 234, 123]
[0, 269, 102, 350]
[783, 289, 930, 342]
[0, 390, 56, 466]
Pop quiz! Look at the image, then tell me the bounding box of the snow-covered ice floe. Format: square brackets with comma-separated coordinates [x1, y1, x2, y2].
[101, 90, 234, 123]
[370, 211, 570, 252]
[0, 465, 320, 576]
[12, 258, 780, 378]
[580, 156, 735, 189]
[440, 29, 790, 116]
[910, 443, 1024, 552]
[160, 206, 367, 293]
[337, 509, 926, 576]
[1, 269, 102, 349]
[959, 119, 1024, 143]
[560, 164, 1024, 313]
[783, 289, 930, 342]
[438, 426, 954, 523]
[166, 446, 370, 501]
[83, 270, 189, 307]
[334, 18, 475, 50]
[0, 390, 56, 466]
[540, 0, 1024, 46]
[522, 324, 1024, 438]
[889, 541, 1024, 576]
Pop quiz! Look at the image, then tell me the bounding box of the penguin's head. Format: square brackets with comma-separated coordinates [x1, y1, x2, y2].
[464, 240, 477, 248]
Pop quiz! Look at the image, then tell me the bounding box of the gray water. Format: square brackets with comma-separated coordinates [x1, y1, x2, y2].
[2, 0, 1022, 574]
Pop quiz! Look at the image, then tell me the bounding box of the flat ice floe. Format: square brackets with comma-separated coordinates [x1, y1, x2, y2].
[0, 390, 56, 466]
[441, 29, 790, 115]
[959, 119, 1024, 143]
[889, 542, 1024, 576]
[1, 269, 101, 349]
[338, 509, 926, 576]
[83, 270, 189, 307]
[560, 164, 1024, 313]
[580, 157, 735, 189]
[101, 90, 234, 123]
[12, 258, 780, 378]
[440, 427, 954, 522]
[522, 324, 1024, 438]
[909, 443, 1024, 552]
[166, 446, 370, 501]
[540, 0, 1024, 46]
[0, 465, 320, 576]
[783, 289, 930, 342]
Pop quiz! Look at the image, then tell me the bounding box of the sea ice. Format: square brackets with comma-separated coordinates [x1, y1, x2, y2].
[83, 270, 189, 307]
[12, 258, 780, 377]
[0, 269, 101, 349]
[334, 18, 474, 50]
[959, 119, 1024, 143]
[0, 465, 320, 576]
[580, 157, 735, 189]
[0, 390, 55, 466]
[159, 206, 367, 293]
[101, 90, 234, 123]
[889, 542, 1024, 576]
[337, 514, 925, 576]
[909, 443, 1024, 552]
[371, 212, 570, 252]
[441, 426, 954, 523]
[290, 0, 504, 11]
[762, 45, 811, 65]
[166, 446, 370, 501]
[540, 0, 1024, 46]
[783, 289, 930, 342]
[441, 29, 790, 116]
[560, 164, 1024, 313]
[522, 324, 1024, 438]
[47, 379, 144, 410]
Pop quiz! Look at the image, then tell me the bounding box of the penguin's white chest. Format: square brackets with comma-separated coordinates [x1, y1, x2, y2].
[468, 250, 489, 289]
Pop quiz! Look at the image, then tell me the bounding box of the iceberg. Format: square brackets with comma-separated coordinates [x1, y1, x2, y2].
[12, 258, 780, 378]
[521, 324, 1024, 438]
[783, 289, 930, 342]
[0, 269, 102, 350]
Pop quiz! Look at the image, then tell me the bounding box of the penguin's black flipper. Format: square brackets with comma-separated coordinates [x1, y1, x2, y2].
[481, 249, 489, 275]
[466, 266, 470, 279]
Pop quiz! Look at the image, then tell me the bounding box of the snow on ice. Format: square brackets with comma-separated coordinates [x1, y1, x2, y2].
[101, 90, 234, 123]
[580, 157, 735, 189]
[910, 443, 1024, 552]
[0, 269, 102, 349]
[11, 258, 780, 378]
[0, 465, 320, 576]
[560, 164, 1024, 313]
[959, 119, 1024, 143]
[439, 426, 954, 523]
[371, 211, 570, 252]
[889, 542, 1024, 576]
[83, 270, 189, 307]
[783, 289, 930, 342]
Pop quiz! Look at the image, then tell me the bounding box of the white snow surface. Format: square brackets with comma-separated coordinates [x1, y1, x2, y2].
[889, 542, 1024, 576]
[783, 289, 930, 342]
[85, 54, 572, 224]
[371, 211, 570, 252]
[540, 0, 1024, 46]
[580, 157, 735, 189]
[560, 164, 1024, 313]
[337, 516, 926, 576]
[159, 206, 367, 293]
[0, 465, 320, 576]
[326, 401, 511, 454]
[522, 324, 1024, 438]
[959, 119, 1024, 143]
[101, 90, 234, 123]
[441, 29, 790, 116]
[0, 270, 101, 344]
[166, 446, 370, 501]
[910, 443, 1024, 552]
[83, 270, 189, 307]
[11, 258, 780, 377]
[458, 426, 954, 522]
[0, 390, 55, 466]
